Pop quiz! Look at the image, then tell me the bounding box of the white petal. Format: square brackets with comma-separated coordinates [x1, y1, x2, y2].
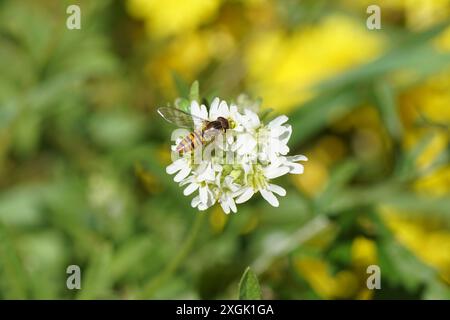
[190, 101, 201, 117]
[231, 134, 245, 152]
[288, 155, 308, 162]
[206, 189, 216, 207]
[191, 101, 208, 127]
[268, 184, 286, 196]
[191, 196, 201, 208]
[218, 100, 229, 117]
[221, 193, 237, 214]
[174, 166, 191, 182]
[236, 134, 256, 155]
[279, 144, 289, 155]
[179, 176, 194, 186]
[226, 133, 235, 145]
[183, 183, 199, 196]
[260, 189, 279, 207]
[241, 161, 252, 175]
[258, 152, 269, 163]
[245, 109, 260, 128]
[166, 158, 185, 174]
[199, 186, 208, 204]
[201, 104, 208, 117]
[268, 115, 288, 128]
[264, 166, 290, 179]
[268, 151, 282, 165]
[235, 187, 254, 204]
[209, 98, 220, 119]
[233, 112, 246, 127]
[288, 163, 304, 174]
[220, 201, 230, 214]
[197, 162, 215, 181]
[269, 126, 284, 137]
[280, 125, 292, 144]
[229, 198, 237, 213]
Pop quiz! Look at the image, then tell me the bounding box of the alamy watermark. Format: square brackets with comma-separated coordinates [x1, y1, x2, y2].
[66, 5, 81, 30]
[366, 265, 381, 290]
[367, 5, 382, 30]
[66, 265, 81, 290]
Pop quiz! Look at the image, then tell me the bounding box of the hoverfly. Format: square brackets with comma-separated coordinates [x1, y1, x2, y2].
[157, 107, 229, 154]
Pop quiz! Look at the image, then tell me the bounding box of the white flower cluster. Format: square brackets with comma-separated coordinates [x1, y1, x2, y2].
[166, 98, 307, 213]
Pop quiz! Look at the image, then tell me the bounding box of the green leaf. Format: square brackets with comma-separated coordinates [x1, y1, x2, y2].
[238, 267, 262, 300]
[259, 108, 274, 121]
[175, 98, 190, 112]
[12, 111, 42, 158]
[189, 80, 200, 102]
[369, 210, 446, 297]
[423, 281, 450, 300]
[0, 184, 47, 227]
[325, 182, 450, 217]
[110, 236, 153, 281]
[378, 239, 435, 292]
[0, 224, 29, 299]
[316, 159, 360, 212]
[373, 82, 403, 141]
[396, 134, 433, 179]
[76, 245, 113, 299]
[171, 72, 190, 98]
[289, 89, 364, 145]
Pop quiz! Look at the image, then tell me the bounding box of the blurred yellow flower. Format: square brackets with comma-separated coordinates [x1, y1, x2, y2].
[436, 26, 450, 52]
[381, 207, 450, 284]
[312, 135, 348, 166]
[127, 0, 222, 38]
[404, 0, 450, 29]
[148, 28, 236, 94]
[294, 236, 377, 299]
[209, 205, 229, 234]
[245, 14, 385, 112]
[291, 159, 328, 197]
[291, 135, 347, 197]
[401, 73, 450, 127]
[295, 257, 347, 299]
[400, 71, 450, 195]
[414, 166, 450, 196]
[404, 131, 448, 169]
[352, 236, 378, 267]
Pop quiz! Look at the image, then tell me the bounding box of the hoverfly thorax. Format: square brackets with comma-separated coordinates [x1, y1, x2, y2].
[204, 116, 229, 132]
[217, 117, 230, 130]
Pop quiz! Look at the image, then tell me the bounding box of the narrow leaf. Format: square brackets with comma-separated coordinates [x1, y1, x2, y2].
[189, 80, 199, 102]
[171, 72, 189, 98]
[238, 267, 262, 300]
[373, 82, 403, 140]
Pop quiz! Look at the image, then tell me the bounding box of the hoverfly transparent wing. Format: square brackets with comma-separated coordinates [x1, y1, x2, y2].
[157, 107, 207, 129]
[202, 126, 222, 141]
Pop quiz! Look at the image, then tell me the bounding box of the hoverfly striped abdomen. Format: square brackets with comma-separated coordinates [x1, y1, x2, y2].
[176, 129, 205, 154]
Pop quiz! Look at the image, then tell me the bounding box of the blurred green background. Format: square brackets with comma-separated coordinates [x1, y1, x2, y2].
[0, 0, 449, 299]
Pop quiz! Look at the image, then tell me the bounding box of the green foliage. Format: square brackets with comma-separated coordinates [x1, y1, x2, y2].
[189, 81, 200, 102]
[238, 267, 262, 300]
[0, 0, 449, 300]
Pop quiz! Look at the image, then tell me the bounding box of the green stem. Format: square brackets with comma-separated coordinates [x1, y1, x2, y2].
[139, 213, 205, 298]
